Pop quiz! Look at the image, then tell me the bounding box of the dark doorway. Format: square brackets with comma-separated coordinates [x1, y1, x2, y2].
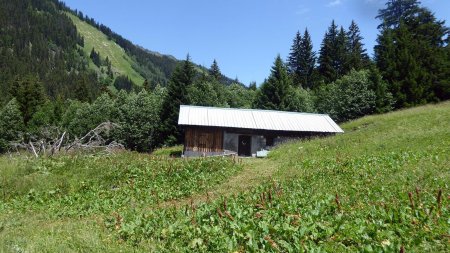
[265, 135, 274, 147]
[238, 135, 252, 156]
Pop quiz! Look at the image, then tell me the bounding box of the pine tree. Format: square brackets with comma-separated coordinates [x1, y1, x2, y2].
[209, 59, 222, 81]
[287, 31, 302, 82]
[113, 75, 135, 92]
[90, 47, 101, 67]
[254, 55, 292, 110]
[368, 66, 393, 113]
[318, 20, 339, 83]
[347, 20, 370, 71]
[376, 0, 421, 29]
[9, 75, 46, 125]
[105, 56, 113, 77]
[435, 38, 450, 100]
[0, 98, 25, 152]
[143, 79, 152, 92]
[298, 28, 316, 89]
[335, 26, 349, 77]
[159, 54, 196, 145]
[375, 2, 449, 107]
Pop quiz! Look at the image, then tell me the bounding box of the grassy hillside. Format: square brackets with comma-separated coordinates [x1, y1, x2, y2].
[67, 13, 145, 86]
[0, 102, 449, 252]
[66, 12, 239, 88]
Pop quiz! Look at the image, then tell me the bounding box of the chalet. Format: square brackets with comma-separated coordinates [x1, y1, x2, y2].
[178, 105, 344, 157]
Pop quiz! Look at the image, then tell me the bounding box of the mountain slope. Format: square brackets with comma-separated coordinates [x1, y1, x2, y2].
[0, 0, 102, 104]
[0, 0, 239, 106]
[67, 12, 145, 86]
[67, 8, 240, 88]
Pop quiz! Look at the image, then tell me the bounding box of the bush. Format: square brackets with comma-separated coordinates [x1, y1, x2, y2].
[226, 83, 255, 109]
[27, 100, 64, 138]
[188, 80, 228, 107]
[315, 70, 381, 122]
[284, 86, 315, 112]
[0, 99, 24, 152]
[67, 93, 117, 137]
[114, 91, 161, 152]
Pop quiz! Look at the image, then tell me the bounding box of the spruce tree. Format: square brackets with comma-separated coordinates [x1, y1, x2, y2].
[90, 47, 101, 67]
[105, 56, 113, 78]
[143, 79, 153, 92]
[368, 66, 393, 113]
[159, 54, 196, 145]
[287, 31, 302, 83]
[298, 28, 316, 89]
[318, 20, 339, 83]
[335, 26, 349, 77]
[254, 55, 292, 110]
[376, 0, 421, 29]
[347, 20, 370, 71]
[375, 1, 449, 107]
[9, 75, 46, 125]
[0, 98, 25, 152]
[209, 59, 222, 81]
[113, 75, 135, 92]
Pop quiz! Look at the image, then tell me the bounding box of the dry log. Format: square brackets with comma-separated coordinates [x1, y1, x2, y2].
[11, 122, 122, 156]
[29, 141, 38, 158]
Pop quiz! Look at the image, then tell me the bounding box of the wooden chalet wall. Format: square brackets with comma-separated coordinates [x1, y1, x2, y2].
[184, 127, 223, 153]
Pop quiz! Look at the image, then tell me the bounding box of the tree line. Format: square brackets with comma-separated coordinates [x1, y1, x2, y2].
[133, 0, 450, 146]
[0, 0, 102, 105]
[0, 56, 254, 152]
[0, 0, 449, 153]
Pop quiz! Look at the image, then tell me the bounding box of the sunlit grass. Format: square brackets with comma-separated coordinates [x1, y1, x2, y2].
[0, 102, 449, 252]
[67, 12, 145, 86]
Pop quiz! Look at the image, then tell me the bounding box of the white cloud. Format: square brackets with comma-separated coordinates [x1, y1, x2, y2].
[326, 0, 342, 7]
[295, 5, 311, 15]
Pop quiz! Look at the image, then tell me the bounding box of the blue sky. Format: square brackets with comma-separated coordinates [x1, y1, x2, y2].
[62, 0, 449, 85]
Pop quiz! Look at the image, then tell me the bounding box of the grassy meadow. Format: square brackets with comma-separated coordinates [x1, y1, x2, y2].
[67, 13, 145, 86]
[0, 102, 449, 252]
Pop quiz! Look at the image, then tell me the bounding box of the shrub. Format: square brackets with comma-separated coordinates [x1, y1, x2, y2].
[0, 98, 24, 152]
[315, 70, 383, 122]
[114, 91, 161, 152]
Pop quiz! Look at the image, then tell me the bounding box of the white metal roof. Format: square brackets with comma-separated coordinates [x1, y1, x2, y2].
[178, 105, 344, 133]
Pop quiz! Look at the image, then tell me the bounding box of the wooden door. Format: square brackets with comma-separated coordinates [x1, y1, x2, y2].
[238, 135, 251, 156]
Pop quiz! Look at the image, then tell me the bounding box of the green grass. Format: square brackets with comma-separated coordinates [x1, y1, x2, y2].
[151, 145, 183, 157]
[0, 152, 242, 252]
[67, 13, 145, 86]
[0, 102, 449, 252]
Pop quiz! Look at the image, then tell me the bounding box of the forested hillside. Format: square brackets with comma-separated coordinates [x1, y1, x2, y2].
[0, 0, 101, 104]
[0, 0, 238, 105]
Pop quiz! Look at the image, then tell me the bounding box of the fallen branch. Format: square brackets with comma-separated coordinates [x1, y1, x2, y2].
[29, 141, 38, 158]
[56, 131, 66, 152]
[11, 122, 123, 156]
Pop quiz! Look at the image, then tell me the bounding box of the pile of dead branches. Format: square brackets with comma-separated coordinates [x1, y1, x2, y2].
[9, 122, 124, 157]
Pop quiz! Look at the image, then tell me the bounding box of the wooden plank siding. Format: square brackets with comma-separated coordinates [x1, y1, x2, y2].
[184, 127, 223, 153]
